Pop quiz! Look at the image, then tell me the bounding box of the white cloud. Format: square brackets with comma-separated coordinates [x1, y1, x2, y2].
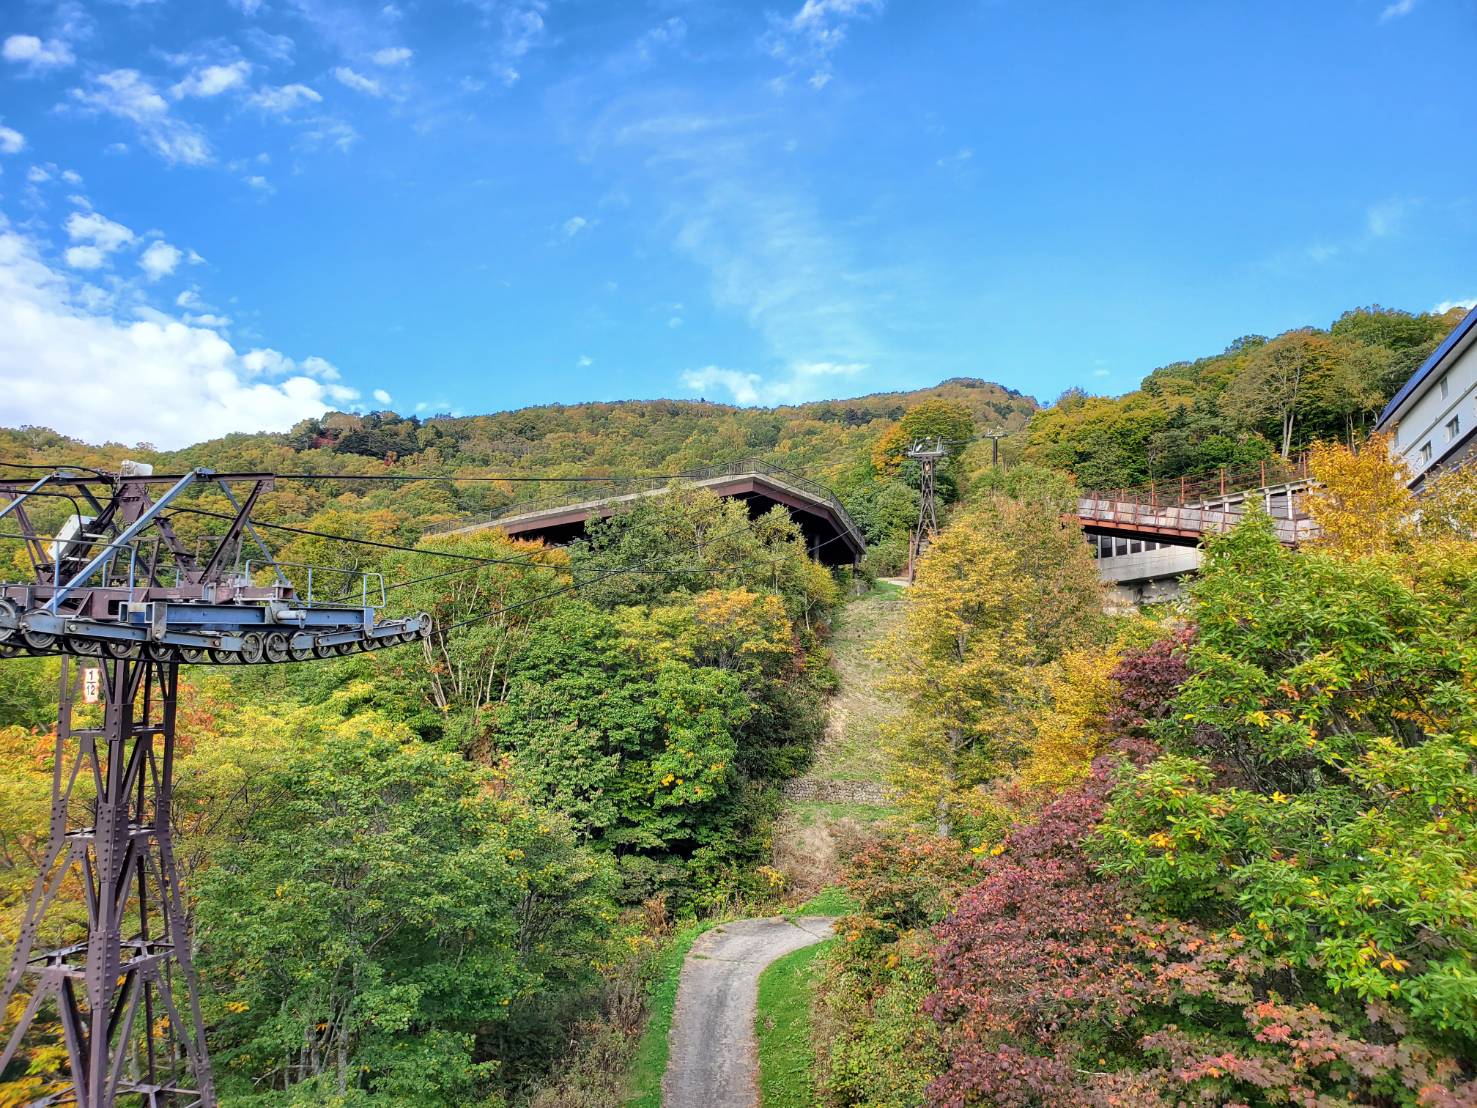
[71, 70, 213, 166]
[370, 46, 412, 65]
[64, 245, 106, 270]
[245, 174, 275, 194]
[577, 355, 593, 367]
[682, 360, 864, 406]
[0, 126, 24, 155]
[27, 165, 50, 184]
[232, 0, 265, 14]
[765, 0, 883, 90]
[1381, 0, 1416, 19]
[333, 66, 382, 96]
[67, 210, 136, 252]
[0, 229, 360, 447]
[3, 34, 75, 71]
[562, 215, 592, 238]
[172, 61, 251, 99]
[372, 388, 392, 404]
[936, 146, 972, 169]
[139, 240, 183, 281]
[61, 169, 81, 184]
[249, 83, 322, 113]
[1434, 297, 1477, 314]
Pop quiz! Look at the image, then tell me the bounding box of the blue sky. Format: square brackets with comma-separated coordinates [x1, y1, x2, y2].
[0, 0, 1473, 447]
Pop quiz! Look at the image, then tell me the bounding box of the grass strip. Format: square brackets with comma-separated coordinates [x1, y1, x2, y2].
[756, 938, 835, 1108]
[624, 917, 725, 1107]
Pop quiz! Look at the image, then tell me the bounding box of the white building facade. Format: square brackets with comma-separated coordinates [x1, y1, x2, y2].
[1375, 305, 1477, 488]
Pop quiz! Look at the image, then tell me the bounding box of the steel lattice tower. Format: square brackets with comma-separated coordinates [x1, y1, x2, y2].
[905, 439, 948, 582]
[0, 466, 430, 1107]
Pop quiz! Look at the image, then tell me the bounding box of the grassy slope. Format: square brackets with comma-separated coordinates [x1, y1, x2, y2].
[756, 939, 837, 1108]
[809, 585, 907, 787]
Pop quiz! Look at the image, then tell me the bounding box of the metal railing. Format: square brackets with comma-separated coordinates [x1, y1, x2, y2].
[1082, 454, 1311, 512]
[1077, 493, 1318, 545]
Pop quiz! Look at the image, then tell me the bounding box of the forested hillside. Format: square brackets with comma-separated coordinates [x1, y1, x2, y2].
[1025, 305, 1464, 489]
[3, 303, 1475, 1106]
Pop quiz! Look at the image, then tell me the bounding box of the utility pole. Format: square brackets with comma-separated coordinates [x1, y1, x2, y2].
[978, 428, 1006, 469]
[0, 466, 430, 1107]
[905, 438, 948, 582]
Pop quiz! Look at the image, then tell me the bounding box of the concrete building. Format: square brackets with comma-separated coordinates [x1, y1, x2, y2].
[1375, 305, 1477, 488]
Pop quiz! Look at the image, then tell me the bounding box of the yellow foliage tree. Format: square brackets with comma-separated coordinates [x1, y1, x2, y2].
[882, 521, 1028, 841]
[1017, 645, 1122, 795]
[1305, 432, 1415, 558]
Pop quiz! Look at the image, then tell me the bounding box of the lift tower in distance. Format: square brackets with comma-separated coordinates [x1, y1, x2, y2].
[904, 438, 949, 583]
[0, 464, 431, 1108]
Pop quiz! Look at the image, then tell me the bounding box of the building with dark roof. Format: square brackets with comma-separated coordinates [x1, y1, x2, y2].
[1375, 305, 1477, 488]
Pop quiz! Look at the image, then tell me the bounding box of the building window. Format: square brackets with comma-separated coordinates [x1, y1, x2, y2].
[1448, 415, 1461, 442]
[1421, 442, 1434, 465]
[1441, 376, 1450, 400]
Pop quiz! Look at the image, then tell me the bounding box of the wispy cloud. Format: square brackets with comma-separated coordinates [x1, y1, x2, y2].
[1366, 196, 1418, 237]
[0, 126, 24, 155]
[764, 0, 883, 90]
[682, 360, 865, 405]
[936, 146, 972, 170]
[371, 46, 412, 65]
[334, 66, 383, 96]
[1380, 0, 1417, 21]
[249, 83, 323, 113]
[70, 70, 213, 165]
[1435, 297, 1476, 314]
[561, 215, 592, 238]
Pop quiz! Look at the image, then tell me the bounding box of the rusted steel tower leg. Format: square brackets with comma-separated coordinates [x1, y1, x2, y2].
[0, 658, 215, 1107]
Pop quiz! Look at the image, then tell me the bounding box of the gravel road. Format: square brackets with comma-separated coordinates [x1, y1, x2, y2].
[662, 915, 836, 1108]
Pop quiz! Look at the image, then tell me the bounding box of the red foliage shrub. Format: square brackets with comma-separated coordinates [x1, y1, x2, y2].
[1106, 626, 1193, 736]
[923, 737, 1477, 1107]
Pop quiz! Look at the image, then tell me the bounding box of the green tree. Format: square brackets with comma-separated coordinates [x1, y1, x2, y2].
[196, 715, 614, 1105]
[1221, 328, 1337, 458]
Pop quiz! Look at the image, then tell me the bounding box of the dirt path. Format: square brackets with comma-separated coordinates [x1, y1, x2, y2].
[662, 916, 835, 1108]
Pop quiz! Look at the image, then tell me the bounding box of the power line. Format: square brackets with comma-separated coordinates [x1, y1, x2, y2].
[169, 506, 557, 569]
[0, 462, 698, 485]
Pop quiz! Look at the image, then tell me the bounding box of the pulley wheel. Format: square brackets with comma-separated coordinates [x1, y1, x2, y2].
[238, 632, 265, 665]
[263, 633, 290, 663]
[0, 599, 19, 644]
[288, 640, 313, 662]
[210, 648, 239, 664]
[179, 646, 207, 664]
[105, 641, 139, 660]
[72, 638, 102, 656]
[146, 643, 174, 663]
[22, 629, 57, 651]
